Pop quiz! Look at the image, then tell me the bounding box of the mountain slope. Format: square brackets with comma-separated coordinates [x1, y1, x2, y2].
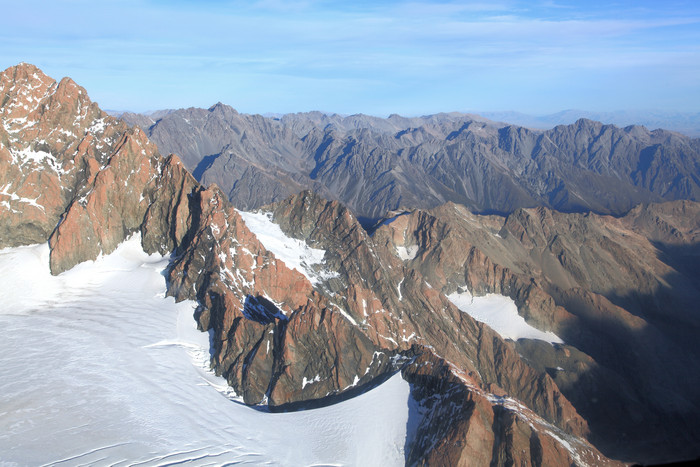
[122, 104, 700, 222]
[480, 109, 700, 138]
[372, 200, 700, 462]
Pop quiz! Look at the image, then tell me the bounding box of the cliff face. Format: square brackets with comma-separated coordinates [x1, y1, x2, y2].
[244, 191, 619, 464]
[0, 63, 199, 273]
[5, 63, 698, 465]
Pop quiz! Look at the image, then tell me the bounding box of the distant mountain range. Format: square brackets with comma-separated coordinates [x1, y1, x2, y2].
[478, 109, 700, 138]
[118, 104, 700, 225]
[110, 108, 700, 138]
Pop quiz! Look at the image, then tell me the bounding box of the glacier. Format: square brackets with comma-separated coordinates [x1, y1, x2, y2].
[0, 235, 412, 466]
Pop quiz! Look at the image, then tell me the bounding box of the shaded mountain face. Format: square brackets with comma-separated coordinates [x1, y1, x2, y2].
[3, 64, 699, 465]
[373, 200, 700, 462]
[121, 103, 700, 223]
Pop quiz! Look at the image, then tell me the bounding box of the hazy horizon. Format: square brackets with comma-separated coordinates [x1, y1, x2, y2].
[104, 104, 700, 137]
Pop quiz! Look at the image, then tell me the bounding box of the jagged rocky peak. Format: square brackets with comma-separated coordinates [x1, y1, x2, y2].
[240, 191, 619, 465]
[0, 63, 199, 273]
[127, 98, 700, 223]
[208, 101, 238, 115]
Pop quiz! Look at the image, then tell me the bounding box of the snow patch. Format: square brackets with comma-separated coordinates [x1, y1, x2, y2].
[396, 245, 418, 261]
[10, 146, 63, 175]
[238, 210, 340, 286]
[87, 117, 107, 134]
[447, 288, 563, 344]
[0, 183, 45, 213]
[331, 303, 359, 326]
[302, 374, 321, 389]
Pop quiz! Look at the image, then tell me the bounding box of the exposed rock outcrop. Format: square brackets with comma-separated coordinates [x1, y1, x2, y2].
[0, 63, 199, 273]
[402, 349, 619, 467]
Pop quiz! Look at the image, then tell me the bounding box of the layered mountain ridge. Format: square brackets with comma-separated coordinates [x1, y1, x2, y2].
[120, 102, 700, 224]
[2, 63, 699, 465]
[479, 109, 700, 138]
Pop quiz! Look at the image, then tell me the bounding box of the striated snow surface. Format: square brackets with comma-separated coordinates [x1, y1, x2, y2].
[238, 209, 339, 285]
[447, 288, 563, 344]
[0, 235, 412, 466]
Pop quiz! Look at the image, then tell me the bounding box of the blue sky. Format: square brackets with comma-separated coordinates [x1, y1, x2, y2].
[1, 0, 699, 116]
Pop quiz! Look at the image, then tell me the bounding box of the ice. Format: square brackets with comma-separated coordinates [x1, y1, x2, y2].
[238, 210, 339, 285]
[447, 288, 564, 344]
[0, 235, 412, 466]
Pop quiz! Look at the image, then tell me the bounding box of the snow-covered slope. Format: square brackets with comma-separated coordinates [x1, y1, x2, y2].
[238, 209, 339, 285]
[447, 288, 563, 344]
[0, 236, 412, 466]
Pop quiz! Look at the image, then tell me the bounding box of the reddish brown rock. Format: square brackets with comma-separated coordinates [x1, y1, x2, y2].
[402, 349, 621, 467]
[263, 192, 591, 439]
[374, 200, 700, 463]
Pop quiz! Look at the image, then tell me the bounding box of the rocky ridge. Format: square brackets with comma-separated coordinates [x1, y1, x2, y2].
[371, 200, 700, 462]
[0, 63, 200, 274]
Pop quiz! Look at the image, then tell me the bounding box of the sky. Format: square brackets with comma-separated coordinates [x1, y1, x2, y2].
[1, 0, 699, 116]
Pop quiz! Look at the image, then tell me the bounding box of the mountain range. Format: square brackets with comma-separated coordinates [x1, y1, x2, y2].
[478, 109, 700, 138]
[119, 103, 700, 226]
[2, 63, 700, 465]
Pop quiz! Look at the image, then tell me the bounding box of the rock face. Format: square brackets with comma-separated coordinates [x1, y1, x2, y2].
[0, 63, 198, 272]
[372, 200, 700, 463]
[4, 63, 698, 465]
[121, 103, 700, 222]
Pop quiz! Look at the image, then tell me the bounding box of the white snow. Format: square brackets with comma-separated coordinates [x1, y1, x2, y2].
[396, 245, 419, 261]
[302, 374, 322, 389]
[447, 288, 563, 344]
[331, 303, 359, 326]
[0, 183, 45, 213]
[238, 210, 339, 286]
[0, 235, 413, 466]
[87, 117, 107, 134]
[9, 146, 63, 174]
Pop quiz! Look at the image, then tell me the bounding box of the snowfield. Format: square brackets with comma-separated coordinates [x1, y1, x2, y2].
[447, 287, 564, 344]
[0, 236, 413, 466]
[238, 209, 340, 285]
